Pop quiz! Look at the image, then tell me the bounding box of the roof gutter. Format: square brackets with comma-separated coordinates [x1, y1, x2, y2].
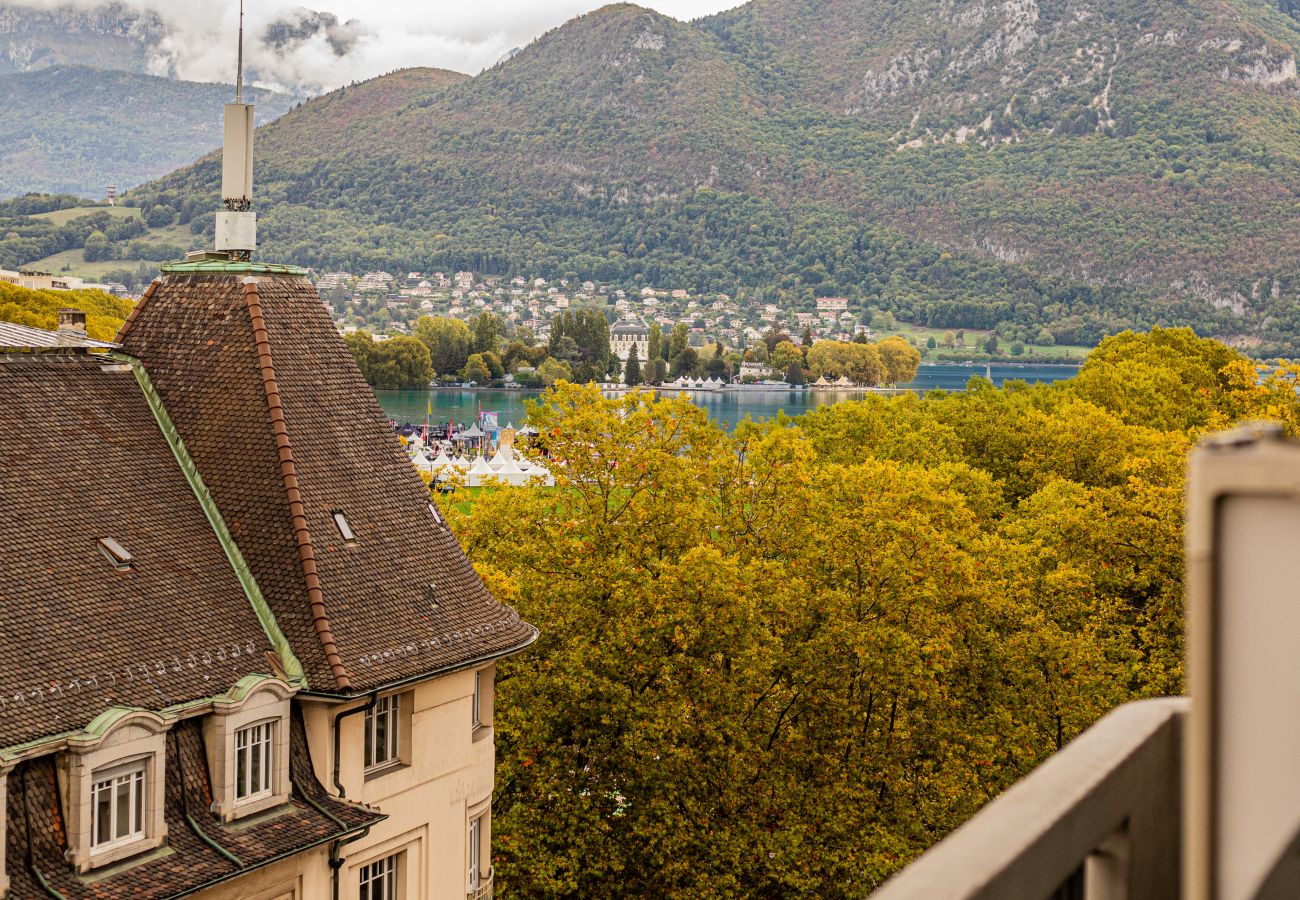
[300, 625, 539, 703]
[107, 348, 306, 689]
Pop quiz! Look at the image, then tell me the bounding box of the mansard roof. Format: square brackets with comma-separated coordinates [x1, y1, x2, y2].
[611, 316, 649, 336]
[118, 270, 536, 694]
[5, 711, 379, 899]
[0, 352, 277, 748]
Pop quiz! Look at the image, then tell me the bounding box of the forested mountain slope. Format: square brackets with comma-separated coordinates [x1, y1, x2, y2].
[0, 66, 294, 197]
[128, 0, 1300, 352]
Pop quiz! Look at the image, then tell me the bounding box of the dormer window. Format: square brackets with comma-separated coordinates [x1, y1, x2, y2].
[234, 722, 274, 803]
[63, 708, 169, 871]
[98, 537, 134, 572]
[333, 511, 356, 543]
[202, 678, 293, 821]
[91, 762, 146, 850]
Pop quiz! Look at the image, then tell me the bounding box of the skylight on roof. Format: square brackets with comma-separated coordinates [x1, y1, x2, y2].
[98, 537, 134, 572]
[333, 511, 356, 543]
[427, 501, 444, 526]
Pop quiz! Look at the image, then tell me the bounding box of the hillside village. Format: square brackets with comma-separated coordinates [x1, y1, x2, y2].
[324, 268, 873, 356]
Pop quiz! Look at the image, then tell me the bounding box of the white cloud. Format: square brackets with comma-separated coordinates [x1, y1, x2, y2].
[12, 0, 746, 94]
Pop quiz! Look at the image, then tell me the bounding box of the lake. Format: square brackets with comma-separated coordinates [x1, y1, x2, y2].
[375, 362, 1081, 430]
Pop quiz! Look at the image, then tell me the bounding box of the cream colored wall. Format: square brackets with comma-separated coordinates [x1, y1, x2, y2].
[192, 844, 332, 899]
[302, 664, 497, 900]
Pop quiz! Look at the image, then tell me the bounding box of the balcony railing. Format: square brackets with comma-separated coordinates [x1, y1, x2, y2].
[468, 867, 494, 900]
[873, 697, 1188, 900]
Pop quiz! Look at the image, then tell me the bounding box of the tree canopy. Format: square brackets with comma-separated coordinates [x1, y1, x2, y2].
[445, 328, 1300, 897]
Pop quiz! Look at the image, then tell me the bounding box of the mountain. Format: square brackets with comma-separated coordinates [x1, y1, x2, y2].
[0, 66, 295, 198]
[119, 0, 1300, 352]
[0, 2, 166, 75]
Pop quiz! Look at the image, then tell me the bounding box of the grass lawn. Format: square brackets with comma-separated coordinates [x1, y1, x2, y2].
[32, 205, 138, 226]
[26, 220, 201, 280]
[886, 324, 1092, 362]
[24, 249, 160, 280]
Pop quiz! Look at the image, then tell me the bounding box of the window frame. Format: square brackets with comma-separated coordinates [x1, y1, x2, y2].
[233, 720, 275, 804]
[471, 670, 482, 730]
[333, 511, 357, 543]
[358, 852, 399, 900]
[90, 760, 147, 852]
[364, 694, 402, 773]
[467, 814, 482, 891]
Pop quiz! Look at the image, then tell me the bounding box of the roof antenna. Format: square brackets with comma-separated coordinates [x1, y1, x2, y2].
[235, 0, 245, 104]
[215, 0, 256, 261]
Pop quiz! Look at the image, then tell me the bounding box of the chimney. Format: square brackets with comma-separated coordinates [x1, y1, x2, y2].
[57, 308, 87, 335]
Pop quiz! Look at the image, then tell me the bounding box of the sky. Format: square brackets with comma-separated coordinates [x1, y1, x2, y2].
[22, 0, 747, 94]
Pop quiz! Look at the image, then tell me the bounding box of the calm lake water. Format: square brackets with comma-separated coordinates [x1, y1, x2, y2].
[376, 363, 1081, 430]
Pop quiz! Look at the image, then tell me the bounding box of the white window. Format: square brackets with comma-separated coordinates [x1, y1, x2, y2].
[364, 695, 400, 771]
[333, 511, 356, 543]
[91, 763, 145, 850]
[234, 722, 274, 802]
[359, 853, 398, 900]
[468, 815, 482, 890]
[472, 670, 482, 729]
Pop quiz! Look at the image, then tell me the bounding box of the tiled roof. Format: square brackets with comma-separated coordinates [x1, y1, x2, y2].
[0, 353, 276, 748]
[4, 711, 380, 899]
[118, 273, 536, 694]
[0, 322, 116, 349]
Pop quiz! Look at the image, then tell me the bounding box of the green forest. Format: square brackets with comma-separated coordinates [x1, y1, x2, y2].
[449, 329, 1300, 896]
[343, 310, 923, 389]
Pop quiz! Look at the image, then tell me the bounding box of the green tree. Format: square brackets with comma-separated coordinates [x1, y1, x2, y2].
[771, 339, 802, 372]
[414, 316, 471, 376]
[668, 322, 689, 361]
[145, 204, 177, 228]
[878, 336, 922, 383]
[671, 346, 699, 378]
[342, 330, 374, 381]
[368, 335, 432, 389]
[82, 230, 110, 262]
[984, 334, 1000, 355]
[461, 352, 492, 384]
[472, 311, 502, 355]
[624, 345, 642, 385]
[648, 322, 662, 365]
[549, 309, 611, 382]
[537, 357, 572, 386]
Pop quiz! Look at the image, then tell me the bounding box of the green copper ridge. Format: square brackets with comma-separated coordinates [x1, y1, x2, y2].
[160, 259, 308, 276]
[107, 350, 307, 688]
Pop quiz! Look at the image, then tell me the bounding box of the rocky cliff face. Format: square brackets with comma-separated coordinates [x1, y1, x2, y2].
[705, 0, 1299, 146]
[0, 3, 166, 75]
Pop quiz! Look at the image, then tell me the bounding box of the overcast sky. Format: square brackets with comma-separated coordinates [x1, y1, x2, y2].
[298, 0, 747, 77]
[31, 0, 747, 94]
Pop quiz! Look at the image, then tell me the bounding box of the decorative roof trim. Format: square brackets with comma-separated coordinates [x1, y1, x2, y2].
[241, 277, 353, 691]
[210, 674, 297, 714]
[69, 706, 168, 748]
[161, 260, 308, 276]
[107, 349, 307, 689]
